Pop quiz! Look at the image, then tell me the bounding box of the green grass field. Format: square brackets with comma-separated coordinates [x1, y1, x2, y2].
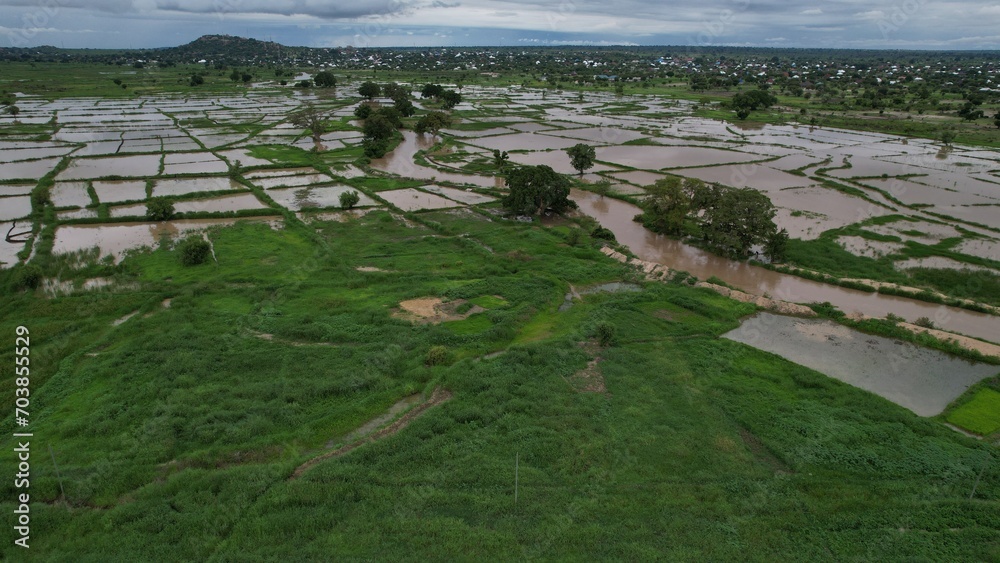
[948, 389, 1000, 436]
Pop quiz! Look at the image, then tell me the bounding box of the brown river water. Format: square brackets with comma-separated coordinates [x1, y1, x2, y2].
[571, 190, 1000, 344]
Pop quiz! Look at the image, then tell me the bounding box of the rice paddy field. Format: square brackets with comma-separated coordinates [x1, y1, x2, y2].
[0, 67, 998, 560]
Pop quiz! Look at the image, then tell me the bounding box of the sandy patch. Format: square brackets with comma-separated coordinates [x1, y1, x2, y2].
[898, 322, 1000, 360]
[393, 297, 484, 324]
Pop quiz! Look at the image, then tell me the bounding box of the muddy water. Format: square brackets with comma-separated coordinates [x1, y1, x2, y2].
[370, 131, 503, 189]
[595, 145, 759, 170]
[379, 189, 461, 212]
[723, 313, 999, 416]
[268, 186, 377, 211]
[173, 193, 269, 214]
[52, 217, 280, 261]
[92, 180, 148, 204]
[570, 189, 1000, 343]
[0, 197, 33, 221]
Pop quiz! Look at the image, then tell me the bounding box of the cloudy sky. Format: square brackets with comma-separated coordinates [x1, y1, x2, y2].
[1, 0, 999, 50]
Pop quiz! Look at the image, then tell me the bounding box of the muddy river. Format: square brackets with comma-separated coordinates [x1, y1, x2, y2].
[571, 189, 1000, 344]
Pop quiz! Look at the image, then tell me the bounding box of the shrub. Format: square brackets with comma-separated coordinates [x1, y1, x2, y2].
[178, 236, 212, 266]
[11, 264, 43, 291]
[566, 229, 582, 247]
[339, 190, 361, 210]
[146, 198, 175, 221]
[425, 345, 450, 366]
[914, 316, 936, 329]
[595, 321, 616, 347]
[591, 227, 616, 241]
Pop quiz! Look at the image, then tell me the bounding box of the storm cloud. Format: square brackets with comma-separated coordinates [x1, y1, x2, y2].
[0, 0, 997, 49]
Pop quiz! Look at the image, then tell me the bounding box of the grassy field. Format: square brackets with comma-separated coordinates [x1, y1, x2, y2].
[948, 388, 1000, 436]
[1, 204, 998, 560]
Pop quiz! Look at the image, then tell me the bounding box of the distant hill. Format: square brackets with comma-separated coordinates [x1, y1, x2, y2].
[167, 35, 291, 61]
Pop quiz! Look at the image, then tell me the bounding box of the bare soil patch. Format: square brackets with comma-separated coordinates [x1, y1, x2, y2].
[393, 297, 484, 324]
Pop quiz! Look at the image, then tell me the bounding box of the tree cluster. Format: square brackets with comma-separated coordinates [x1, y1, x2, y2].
[420, 84, 462, 109]
[501, 165, 576, 217]
[730, 88, 778, 120]
[637, 177, 787, 260]
[414, 111, 452, 135]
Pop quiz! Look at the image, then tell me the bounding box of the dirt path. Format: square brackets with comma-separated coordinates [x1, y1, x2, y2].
[290, 387, 452, 479]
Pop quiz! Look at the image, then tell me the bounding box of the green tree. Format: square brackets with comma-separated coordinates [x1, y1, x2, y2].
[359, 81, 381, 100]
[565, 143, 596, 176]
[394, 98, 416, 117]
[492, 149, 509, 171]
[995, 113, 1000, 129]
[421, 83, 444, 99]
[414, 111, 452, 135]
[229, 69, 241, 82]
[377, 106, 403, 129]
[441, 90, 462, 109]
[189, 74, 204, 87]
[146, 197, 175, 221]
[339, 190, 361, 210]
[383, 82, 409, 101]
[290, 103, 329, 148]
[958, 102, 984, 121]
[314, 70, 336, 88]
[501, 165, 575, 216]
[702, 187, 778, 258]
[178, 236, 211, 266]
[354, 104, 373, 120]
[940, 127, 957, 146]
[765, 228, 789, 261]
[640, 177, 691, 235]
[362, 114, 396, 158]
[6, 105, 19, 117]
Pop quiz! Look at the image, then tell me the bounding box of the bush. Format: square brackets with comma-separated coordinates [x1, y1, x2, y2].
[595, 321, 617, 347]
[11, 264, 43, 291]
[590, 227, 616, 241]
[914, 316, 936, 329]
[425, 345, 450, 366]
[146, 198, 175, 221]
[178, 236, 212, 266]
[339, 190, 361, 210]
[566, 229, 582, 247]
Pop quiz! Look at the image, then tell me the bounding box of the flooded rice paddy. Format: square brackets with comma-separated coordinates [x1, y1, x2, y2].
[4, 86, 999, 352]
[52, 217, 281, 262]
[724, 312, 999, 416]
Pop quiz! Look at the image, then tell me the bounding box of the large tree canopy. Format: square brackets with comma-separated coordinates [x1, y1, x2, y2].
[502, 165, 575, 216]
[639, 178, 785, 260]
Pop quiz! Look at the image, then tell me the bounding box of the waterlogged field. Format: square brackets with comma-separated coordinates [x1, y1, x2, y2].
[0, 74, 998, 559]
